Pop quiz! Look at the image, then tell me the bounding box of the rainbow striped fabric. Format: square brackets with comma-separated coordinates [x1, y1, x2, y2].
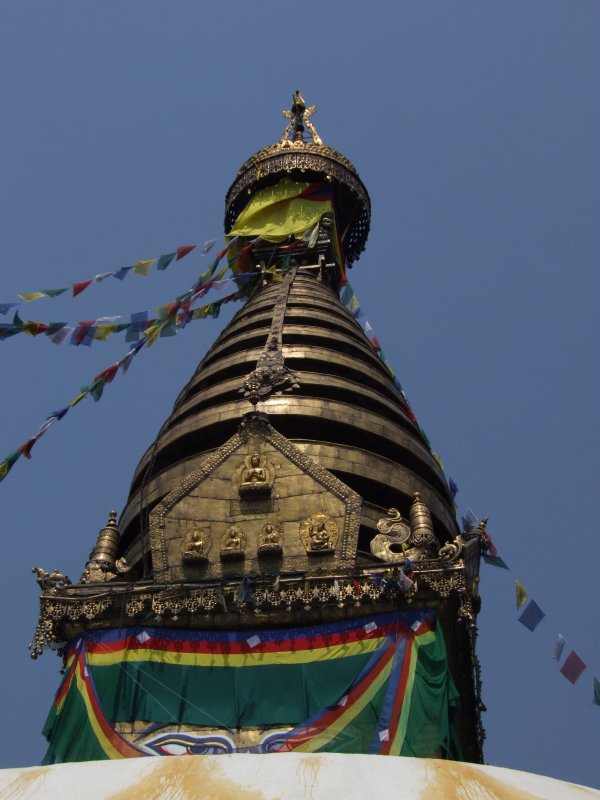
[43, 610, 460, 763]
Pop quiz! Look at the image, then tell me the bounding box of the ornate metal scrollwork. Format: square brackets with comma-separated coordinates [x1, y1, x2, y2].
[32, 567, 71, 592]
[241, 267, 300, 405]
[438, 534, 465, 563]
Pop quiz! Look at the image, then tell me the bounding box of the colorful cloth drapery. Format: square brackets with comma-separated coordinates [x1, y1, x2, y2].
[226, 178, 344, 279]
[42, 610, 459, 763]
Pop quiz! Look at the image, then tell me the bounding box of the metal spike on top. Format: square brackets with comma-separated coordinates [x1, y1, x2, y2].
[280, 90, 323, 145]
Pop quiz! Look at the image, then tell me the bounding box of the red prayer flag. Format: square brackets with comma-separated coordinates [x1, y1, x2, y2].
[176, 245, 196, 261]
[18, 437, 38, 460]
[94, 364, 118, 385]
[405, 404, 418, 424]
[483, 530, 498, 558]
[560, 651, 587, 684]
[73, 321, 95, 345]
[72, 280, 93, 298]
[23, 322, 49, 337]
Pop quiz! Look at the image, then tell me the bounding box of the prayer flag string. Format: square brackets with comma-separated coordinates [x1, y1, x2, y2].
[0, 275, 264, 346]
[459, 509, 598, 699]
[338, 282, 600, 706]
[0, 240, 261, 485]
[0, 240, 219, 313]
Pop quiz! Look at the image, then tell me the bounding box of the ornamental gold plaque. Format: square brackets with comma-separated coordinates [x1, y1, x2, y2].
[299, 513, 338, 556]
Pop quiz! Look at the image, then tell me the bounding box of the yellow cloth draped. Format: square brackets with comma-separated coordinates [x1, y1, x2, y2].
[227, 178, 332, 242]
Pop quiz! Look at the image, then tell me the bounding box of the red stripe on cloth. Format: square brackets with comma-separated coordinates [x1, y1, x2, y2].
[85, 622, 399, 658]
[278, 639, 397, 751]
[79, 653, 141, 758]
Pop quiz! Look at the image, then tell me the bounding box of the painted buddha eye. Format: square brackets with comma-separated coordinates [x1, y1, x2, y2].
[143, 733, 234, 756]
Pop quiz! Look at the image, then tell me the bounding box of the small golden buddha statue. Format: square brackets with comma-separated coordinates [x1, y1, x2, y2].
[257, 522, 284, 557]
[220, 525, 246, 561]
[182, 529, 210, 564]
[238, 453, 273, 497]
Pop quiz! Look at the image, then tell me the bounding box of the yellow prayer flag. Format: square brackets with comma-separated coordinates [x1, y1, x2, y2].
[94, 325, 118, 341]
[0, 463, 8, 481]
[516, 579, 529, 609]
[265, 265, 283, 282]
[132, 259, 156, 276]
[432, 453, 445, 471]
[144, 324, 161, 347]
[18, 292, 46, 302]
[70, 392, 88, 408]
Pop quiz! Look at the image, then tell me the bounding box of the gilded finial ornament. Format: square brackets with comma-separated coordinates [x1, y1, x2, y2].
[80, 509, 127, 584]
[371, 497, 442, 563]
[280, 90, 323, 145]
[225, 91, 370, 268]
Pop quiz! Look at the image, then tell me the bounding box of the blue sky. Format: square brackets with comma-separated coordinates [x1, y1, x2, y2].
[0, 1, 598, 787]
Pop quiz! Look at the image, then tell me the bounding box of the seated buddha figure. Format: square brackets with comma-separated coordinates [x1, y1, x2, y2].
[257, 522, 283, 557]
[238, 453, 273, 497]
[220, 525, 246, 561]
[182, 529, 210, 564]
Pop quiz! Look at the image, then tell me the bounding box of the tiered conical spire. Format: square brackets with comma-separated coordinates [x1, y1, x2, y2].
[32, 96, 484, 765]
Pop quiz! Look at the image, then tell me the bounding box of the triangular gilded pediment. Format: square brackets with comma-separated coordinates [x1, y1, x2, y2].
[150, 413, 362, 581]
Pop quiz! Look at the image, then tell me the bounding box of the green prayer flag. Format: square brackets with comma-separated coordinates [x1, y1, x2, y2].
[515, 579, 528, 609]
[0, 450, 21, 481]
[156, 252, 176, 271]
[593, 678, 600, 707]
[482, 553, 510, 570]
[42, 288, 68, 298]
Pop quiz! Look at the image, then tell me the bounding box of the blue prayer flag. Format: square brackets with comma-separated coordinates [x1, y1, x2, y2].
[518, 599, 545, 632]
[462, 510, 478, 531]
[126, 311, 148, 342]
[112, 267, 132, 281]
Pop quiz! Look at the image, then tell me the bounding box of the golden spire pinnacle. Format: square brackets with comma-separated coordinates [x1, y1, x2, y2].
[280, 90, 323, 145]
